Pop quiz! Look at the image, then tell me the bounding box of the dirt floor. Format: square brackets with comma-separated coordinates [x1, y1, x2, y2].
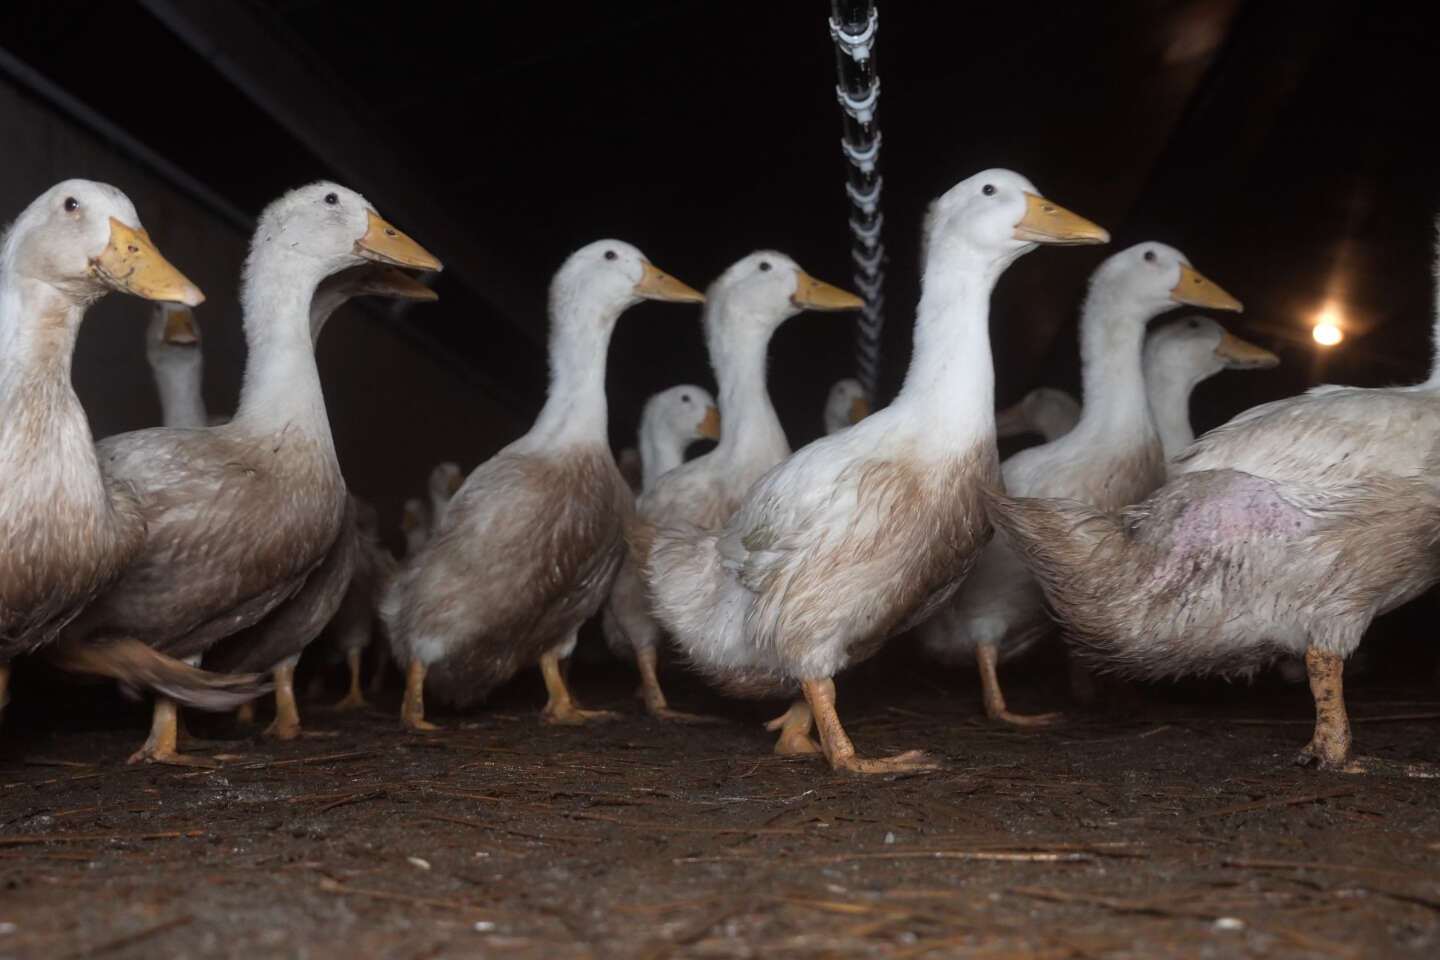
[1, 645, 1439, 959]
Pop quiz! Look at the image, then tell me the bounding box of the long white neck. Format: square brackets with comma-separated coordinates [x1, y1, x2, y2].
[1144, 356, 1209, 460]
[1427, 233, 1440, 387]
[525, 293, 619, 449]
[890, 247, 1011, 445]
[640, 425, 688, 490]
[231, 244, 335, 452]
[0, 275, 107, 508]
[707, 308, 788, 461]
[1066, 285, 1157, 448]
[152, 353, 208, 429]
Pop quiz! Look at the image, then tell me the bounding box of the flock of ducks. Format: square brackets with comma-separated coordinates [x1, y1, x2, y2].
[1, 167, 1434, 777]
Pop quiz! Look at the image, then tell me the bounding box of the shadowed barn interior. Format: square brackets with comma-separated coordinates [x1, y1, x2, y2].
[0, 1, 1438, 956]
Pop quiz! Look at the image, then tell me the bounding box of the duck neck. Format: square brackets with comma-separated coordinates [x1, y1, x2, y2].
[1068, 289, 1156, 447]
[890, 249, 1007, 445]
[1143, 357, 1203, 459]
[0, 277, 85, 392]
[152, 353, 208, 429]
[708, 310, 787, 460]
[528, 296, 618, 448]
[232, 245, 335, 451]
[640, 426, 686, 491]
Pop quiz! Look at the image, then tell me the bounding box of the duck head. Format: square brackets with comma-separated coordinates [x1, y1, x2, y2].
[706, 251, 861, 342]
[922, 169, 1109, 275]
[645, 384, 721, 447]
[824, 378, 870, 434]
[429, 461, 463, 499]
[5, 179, 204, 307]
[1145, 315, 1278, 384]
[1089, 242, 1242, 323]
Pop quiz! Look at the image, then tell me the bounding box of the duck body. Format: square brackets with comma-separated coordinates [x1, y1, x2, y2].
[991, 380, 1440, 769]
[647, 170, 1110, 771]
[383, 241, 704, 726]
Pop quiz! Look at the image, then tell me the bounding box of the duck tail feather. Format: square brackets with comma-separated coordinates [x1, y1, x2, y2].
[47, 638, 271, 710]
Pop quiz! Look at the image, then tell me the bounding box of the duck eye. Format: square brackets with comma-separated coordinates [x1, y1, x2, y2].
[604, 250, 617, 261]
[681, 393, 691, 403]
[758, 261, 772, 272]
[63, 197, 79, 213]
[981, 184, 996, 196]
[1144, 250, 1157, 263]
[324, 193, 338, 205]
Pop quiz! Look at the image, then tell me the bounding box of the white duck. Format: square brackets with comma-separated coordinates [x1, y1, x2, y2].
[0, 180, 224, 715]
[987, 219, 1440, 773]
[601, 384, 719, 702]
[383, 241, 703, 729]
[57, 182, 441, 764]
[427, 461, 463, 529]
[994, 387, 1080, 442]
[646, 170, 1109, 772]
[1144, 315, 1279, 461]
[145, 304, 207, 429]
[618, 253, 862, 723]
[823, 378, 870, 434]
[919, 243, 1242, 723]
[203, 263, 439, 737]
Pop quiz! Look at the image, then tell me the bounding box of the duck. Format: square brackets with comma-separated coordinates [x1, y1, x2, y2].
[314, 498, 397, 710]
[382, 240, 704, 729]
[55, 182, 441, 764]
[0, 180, 249, 718]
[645, 170, 1109, 772]
[427, 461, 463, 530]
[619, 253, 862, 724]
[986, 218, 1440, 773]
[994, 387, 1080, 443]
[601, 384, 718, 708]
[400, 498, 431, 556]
[824, 378, 871, 434]
[1144, 315, 1279, 461]
[919, 243, 1242, 724]
[202, 261, 439, 737]
[145, 304, 207, 429]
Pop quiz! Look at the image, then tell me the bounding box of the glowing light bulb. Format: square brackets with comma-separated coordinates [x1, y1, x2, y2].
[1312, 322, 1342, 346]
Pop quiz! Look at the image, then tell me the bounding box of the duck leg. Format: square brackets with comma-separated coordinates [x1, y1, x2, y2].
[1296, 647, 1352, 769]
[539, 640, 619, 725]
[977, 644, 1061, 726]
[802, 678, 936, 774]
[263, 662, 303, 740]
[332, 649, 368, 710]
[400, 659, 438, 730]
[128, 697, 215, 766]
[634, 646, 718, 724]
[765, 700, 820, 755]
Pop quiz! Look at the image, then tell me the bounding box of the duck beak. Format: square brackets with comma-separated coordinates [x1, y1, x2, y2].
[994, 398, 1030, 437]
[848, 394, 870, 424]
[634, 261, 705, 303]
[1171, 263, 1243, 311]
[447, 472, 463, 495]
[358, 264, 439, 302]
[792, 272, 864, 311]
[355, 210, 443, 271]
[1013, 194, 1110, 245]
[92, 218, 205, 306]
[161, 305, 200, 345]
[1214, 329, 1278, 369]
[697, 404, 722, 440]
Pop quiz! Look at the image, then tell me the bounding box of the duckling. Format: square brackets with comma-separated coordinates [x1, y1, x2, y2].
[383, 241, 703, 729]
[601, 384, 718, 711]
[0, 180, 247, 717]
[994, 387, 1080, 443]
[56, 182, 441, 764]
[646, 170, 1108, 772]
[824, 378, 871, 434]
[987, 219, 1440, 773]
[920, 243, 1241, 724]
[1144, 315, 1279, 461]
[620, 253, 862, 724]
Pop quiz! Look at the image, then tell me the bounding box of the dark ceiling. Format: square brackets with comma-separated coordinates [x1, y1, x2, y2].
[2, 0, 1438, 450]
